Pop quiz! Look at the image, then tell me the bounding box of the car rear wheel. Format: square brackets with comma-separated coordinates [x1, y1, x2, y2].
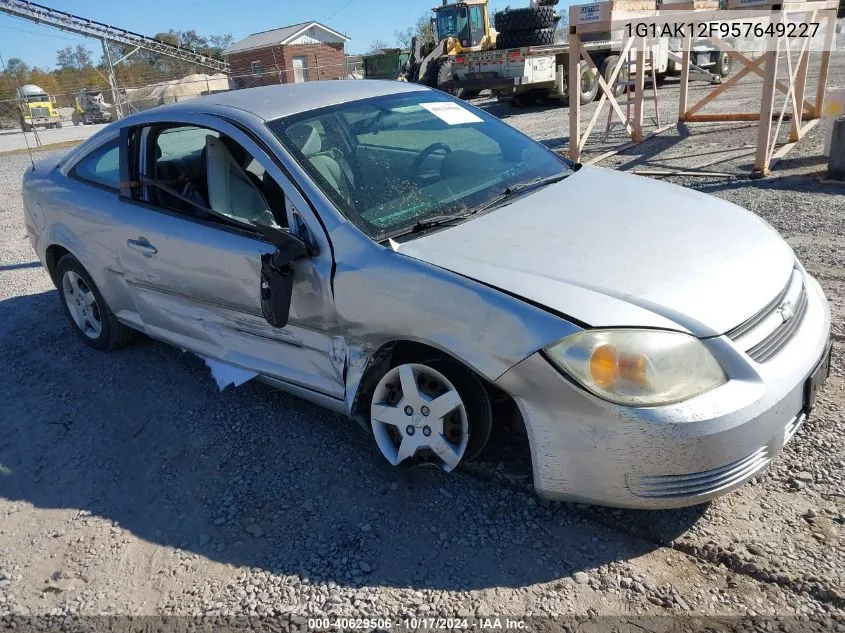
[370, 359, 492, 471]
[57, 254, 136, 351]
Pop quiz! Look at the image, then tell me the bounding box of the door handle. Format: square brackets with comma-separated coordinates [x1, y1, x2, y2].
[127, 238, 157, 256]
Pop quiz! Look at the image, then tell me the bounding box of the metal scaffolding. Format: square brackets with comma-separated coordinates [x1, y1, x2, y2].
[0, 0, 230, 73]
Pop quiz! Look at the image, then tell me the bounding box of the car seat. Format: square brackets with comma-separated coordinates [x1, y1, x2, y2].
[205, 135, 275, 227]
[287, 123, 355, 205]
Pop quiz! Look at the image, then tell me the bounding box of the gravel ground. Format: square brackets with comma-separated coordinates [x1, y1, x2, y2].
[0, 54, 843, 624]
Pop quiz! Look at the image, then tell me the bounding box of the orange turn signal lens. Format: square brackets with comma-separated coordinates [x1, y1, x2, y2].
[590, 344, 618, 387]
[590, 344, 648, 388]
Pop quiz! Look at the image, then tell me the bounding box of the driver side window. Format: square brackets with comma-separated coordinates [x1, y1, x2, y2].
[148, 125, 288, 230]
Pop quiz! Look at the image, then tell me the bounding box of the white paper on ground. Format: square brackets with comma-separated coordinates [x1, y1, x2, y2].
[420, 101, 483, 125]
[202, 357, 258, 390]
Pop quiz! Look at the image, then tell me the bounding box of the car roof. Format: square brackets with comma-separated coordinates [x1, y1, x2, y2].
[155, 80, 431, 121]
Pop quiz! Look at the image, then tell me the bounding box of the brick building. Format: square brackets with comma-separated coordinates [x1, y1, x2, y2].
[224, 21, 350, 86]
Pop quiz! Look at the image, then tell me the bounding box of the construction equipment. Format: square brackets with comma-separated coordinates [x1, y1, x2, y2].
[16, 84, 62, 131]
[0, 0, 229, 73]
[447, 0, 726, 106]
[404, 0, 501, 94]
[71, 89, 113, 126]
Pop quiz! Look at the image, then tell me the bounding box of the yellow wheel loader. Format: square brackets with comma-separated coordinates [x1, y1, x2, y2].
[405, 0, 498, 97]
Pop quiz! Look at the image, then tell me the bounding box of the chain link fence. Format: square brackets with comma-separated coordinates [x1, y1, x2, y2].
[1, 44, 358, 130]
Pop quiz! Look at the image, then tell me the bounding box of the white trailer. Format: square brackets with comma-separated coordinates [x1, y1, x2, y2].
[446, 34, 724, 105]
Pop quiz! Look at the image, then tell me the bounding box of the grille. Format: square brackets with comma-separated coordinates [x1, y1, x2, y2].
[30, 106, 50, 118]
[784, 411, 806, 445]
[726, 268, 807, 363]
[628, 447, 770, 499]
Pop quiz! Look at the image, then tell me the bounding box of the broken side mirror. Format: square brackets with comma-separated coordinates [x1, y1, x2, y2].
[256, 225, 310, 328]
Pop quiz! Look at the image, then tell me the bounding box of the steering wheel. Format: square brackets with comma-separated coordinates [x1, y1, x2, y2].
[407, 142, 452, 180]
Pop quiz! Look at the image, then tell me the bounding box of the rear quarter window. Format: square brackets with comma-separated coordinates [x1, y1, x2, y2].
[72, 140, 120, 190]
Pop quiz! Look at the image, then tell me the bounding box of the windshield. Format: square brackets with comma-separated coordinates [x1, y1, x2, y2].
[267, 92, 571, 240]
[435, 6, 468, 41]
[26, 94, 49, 103]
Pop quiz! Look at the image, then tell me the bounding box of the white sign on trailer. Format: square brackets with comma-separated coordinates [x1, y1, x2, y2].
[578, 4, 604, 23]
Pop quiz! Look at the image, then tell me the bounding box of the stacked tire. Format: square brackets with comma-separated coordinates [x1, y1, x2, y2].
[494, 6, 559, 50]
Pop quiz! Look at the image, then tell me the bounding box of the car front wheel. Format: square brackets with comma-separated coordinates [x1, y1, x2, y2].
[369, 359, 492, 472]
[56, 254, 135, 351]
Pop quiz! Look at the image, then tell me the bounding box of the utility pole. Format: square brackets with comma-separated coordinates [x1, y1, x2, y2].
[101, 38, 122, 119]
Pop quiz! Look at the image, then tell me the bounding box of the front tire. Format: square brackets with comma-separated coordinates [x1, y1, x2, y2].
[369, 359, 492, 471]
[56, 254, 136, 351]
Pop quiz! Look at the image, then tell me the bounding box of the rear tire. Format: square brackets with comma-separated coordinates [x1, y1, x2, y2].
[56, 254, 136, 351]
[599, 55, 626, 98]
[512, 92, 540, 107]
[576, 60, 599, 105]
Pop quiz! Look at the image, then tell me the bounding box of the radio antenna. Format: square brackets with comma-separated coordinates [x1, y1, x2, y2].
[0, 52, 39, 171]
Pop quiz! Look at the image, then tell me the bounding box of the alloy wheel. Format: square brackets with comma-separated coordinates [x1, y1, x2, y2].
[62, 270, 103, 339]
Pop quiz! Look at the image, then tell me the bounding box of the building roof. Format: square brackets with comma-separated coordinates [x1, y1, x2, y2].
[224, 21, 350, 55]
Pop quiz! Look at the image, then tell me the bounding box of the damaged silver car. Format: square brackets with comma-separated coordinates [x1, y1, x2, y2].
[23, 81, 831, 508]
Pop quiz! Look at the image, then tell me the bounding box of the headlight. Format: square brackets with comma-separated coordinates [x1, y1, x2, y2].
[544, 329, 726, 407]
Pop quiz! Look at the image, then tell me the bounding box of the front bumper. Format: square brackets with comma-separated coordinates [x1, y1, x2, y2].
[495, 272, 831, 509]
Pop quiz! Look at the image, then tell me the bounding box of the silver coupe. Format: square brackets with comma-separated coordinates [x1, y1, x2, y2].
[22, 81, 831, 508]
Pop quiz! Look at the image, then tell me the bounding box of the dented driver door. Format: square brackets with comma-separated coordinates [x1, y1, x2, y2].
[116, 114, 345, 400]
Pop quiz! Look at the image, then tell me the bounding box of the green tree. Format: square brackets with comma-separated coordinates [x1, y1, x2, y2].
[4, 57, 30, 81]
[207, 33, 235, 55]
[367, 39, 391, 54]
[74, 44, 94, 68]
[177, 29, 208, 51]
[56, 45, 93, 70]
[56, 46, 76, 70]
[394, 14, 436, 48]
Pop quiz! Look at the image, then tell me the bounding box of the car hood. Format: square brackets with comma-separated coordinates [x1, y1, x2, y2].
[393, 166, 794, 336]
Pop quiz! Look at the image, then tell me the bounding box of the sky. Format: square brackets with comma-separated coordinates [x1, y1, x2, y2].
[0, 0, 526, 69]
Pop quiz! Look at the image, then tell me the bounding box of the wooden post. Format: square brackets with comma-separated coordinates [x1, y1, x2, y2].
[813, 9, 836, 118]
[754, 40, 781, 175]
[678, 27, 692, 122]
[569, 31, 582, 161]
[790, 39, 810, 142]
[633, 36, 645, 143]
